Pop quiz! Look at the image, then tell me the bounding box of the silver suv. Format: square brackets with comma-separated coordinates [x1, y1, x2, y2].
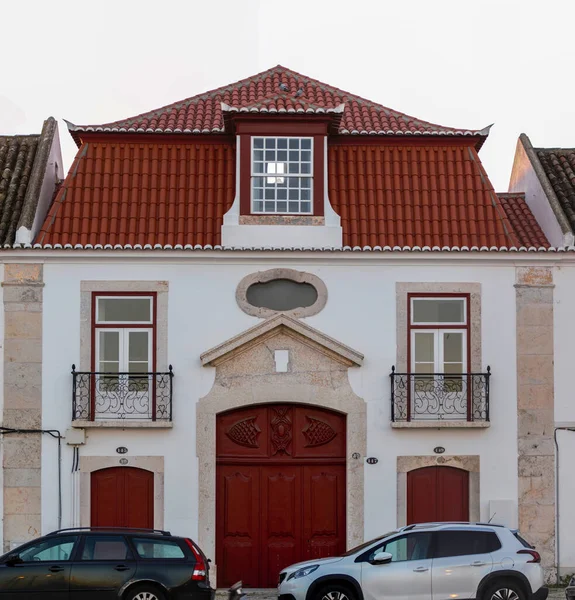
[278, 523, 547, 600]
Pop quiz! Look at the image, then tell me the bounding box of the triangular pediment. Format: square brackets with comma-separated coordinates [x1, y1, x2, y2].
[200, 313, 363, 367]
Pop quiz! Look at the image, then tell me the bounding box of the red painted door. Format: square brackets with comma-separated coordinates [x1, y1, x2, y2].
[216, 404, 346, 588]
[407, 466, 469, 525]
[91, 467, 154, 528]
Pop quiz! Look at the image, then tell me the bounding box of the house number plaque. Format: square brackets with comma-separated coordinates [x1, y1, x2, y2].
[434, 446, 445, 454]
[366, 457, 378, 465]
[119, 458, 129, 465]
[116, 447, 128, 454]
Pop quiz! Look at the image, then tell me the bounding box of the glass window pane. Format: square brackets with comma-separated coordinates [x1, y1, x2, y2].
[19, 536, 77, 562]
[133, 538, 185, 559]
[99, 331, 120, 362]
[377, 533, 432, 562]
[414, 363, 434, 374]
[412, 299, 465, 324]
[289, 138, 299, 149]
[414, 333, 434, 362]
[253, 138, 264, 149]
[277, 138, 288, 149]
[435, 531, 495, 558]
[81, 536, 130, 561]
[99, 362, 120, 373]
[443, 332, 463, 362]
[129, 331, 149, 362]
[444, 363, 463, 374]
[98, 298, 152, 323]
[301, 138, 312, 149]
[265, 138, 276, 148]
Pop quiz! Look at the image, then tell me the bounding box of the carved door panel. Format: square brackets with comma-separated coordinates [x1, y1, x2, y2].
[216, 404, 346, 588]
[261, 466, 302, 587]
[302, 465, 346, 560]
[216, 466, 261, 588]
[407, 466, 469, 524]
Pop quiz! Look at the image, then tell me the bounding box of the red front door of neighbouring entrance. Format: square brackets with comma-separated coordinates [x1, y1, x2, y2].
[407, 466, 469, 524]
[91, 467, 154, 528]
[216, 404, 346, 588]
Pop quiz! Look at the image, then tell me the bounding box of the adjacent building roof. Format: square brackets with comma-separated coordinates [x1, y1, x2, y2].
[498, 193, 550, 248]
[0, 117, 58, 245]
[535, 147, 575, 229]
[66, 65, 490, 147]
[36, 139, 549, 249]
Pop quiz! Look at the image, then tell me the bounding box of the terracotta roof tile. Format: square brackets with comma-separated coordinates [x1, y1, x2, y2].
[536, 148, 575, 229]
[498, 193, 550, 248]
[328, 143, 522, 248]
[68, 66, 488, 144]
[38, 139, 549, 249]
[37, 141, 236, 247]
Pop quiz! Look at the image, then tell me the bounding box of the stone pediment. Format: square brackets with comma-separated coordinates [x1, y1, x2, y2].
[200, 313, 363, 368]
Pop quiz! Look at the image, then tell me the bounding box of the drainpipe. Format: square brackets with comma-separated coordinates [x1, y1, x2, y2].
[554, 426, 575, 585]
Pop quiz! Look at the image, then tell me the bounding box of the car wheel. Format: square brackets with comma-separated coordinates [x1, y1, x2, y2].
[125, 585, 166, 600]
[483, 579, 526, 600]
[315, 584, 357, 600]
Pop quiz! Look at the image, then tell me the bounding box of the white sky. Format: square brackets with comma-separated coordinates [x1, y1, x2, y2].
[2, 0, 574, 191]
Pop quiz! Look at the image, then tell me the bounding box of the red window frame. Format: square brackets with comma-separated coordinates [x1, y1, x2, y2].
[90, 291, 158, 420]
[407, 293, 472, 421]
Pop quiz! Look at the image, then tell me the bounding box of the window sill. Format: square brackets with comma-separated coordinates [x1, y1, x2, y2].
[239, 215, 324, 226]
[391, 420, 490, 429]
[72, 419, 173, 429]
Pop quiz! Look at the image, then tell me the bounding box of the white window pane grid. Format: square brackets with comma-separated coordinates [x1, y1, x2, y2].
[411, 328, 467, 419]
[96, 296, 153, 324]
[252, 137, 313, 214]
[411, 297, 466, 325]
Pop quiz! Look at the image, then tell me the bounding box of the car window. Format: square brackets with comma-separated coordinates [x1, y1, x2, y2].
[81, 536, 132, 561]
[367, 533, 433, 563]
[132, 538, 185, 559]
[435, 531, 501, 558]
[19, 536, 78, 562]
[342, 531, 397, 557]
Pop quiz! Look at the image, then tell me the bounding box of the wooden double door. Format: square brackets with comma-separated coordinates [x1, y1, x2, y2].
[407, 466, 469, 524]
[216, 404, 346, 588]
[91, 467, 154, 528]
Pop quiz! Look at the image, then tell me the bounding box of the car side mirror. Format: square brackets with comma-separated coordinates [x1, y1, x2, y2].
[371, 551, 393, 565]
[5, 553, 22, 566]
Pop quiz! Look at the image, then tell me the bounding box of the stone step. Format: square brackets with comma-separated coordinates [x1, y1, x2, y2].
[216, 589, 277, 600]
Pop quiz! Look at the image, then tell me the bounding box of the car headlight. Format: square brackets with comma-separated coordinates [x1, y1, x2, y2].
[287, 565, 320, 580]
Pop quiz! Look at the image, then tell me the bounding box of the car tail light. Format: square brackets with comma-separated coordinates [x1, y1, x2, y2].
[517, 549, 541, 563]
[186, 539, 207, 581]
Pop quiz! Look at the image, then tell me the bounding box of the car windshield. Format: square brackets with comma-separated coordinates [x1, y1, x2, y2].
[340, 531, 397, 556]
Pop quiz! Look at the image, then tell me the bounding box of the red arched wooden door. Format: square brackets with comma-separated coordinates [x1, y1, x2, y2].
[91, 467, 154, 528]
[407, 466, 469, 525]
[216, 404, 346, 588]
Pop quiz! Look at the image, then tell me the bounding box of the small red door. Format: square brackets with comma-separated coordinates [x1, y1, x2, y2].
[91, 467, 154, 528]
[216, 404, 346, 588]
[407, 466, 469, 525]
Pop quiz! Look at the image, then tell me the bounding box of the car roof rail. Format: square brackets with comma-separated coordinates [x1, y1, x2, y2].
[399, 522, 506, 531]
[48, 527, 172, 536]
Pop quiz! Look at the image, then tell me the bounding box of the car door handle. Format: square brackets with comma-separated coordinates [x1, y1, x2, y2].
[471, 561, 486, 567]
[413, 567, 429, 572]
[114, 565, 131, 571]
[49, 566, 65, 572]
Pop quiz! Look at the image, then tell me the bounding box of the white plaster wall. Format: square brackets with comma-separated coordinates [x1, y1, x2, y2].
[508, 141, 568, 248]
[551, 265, 575, 574]
[41, 259, 519, 556]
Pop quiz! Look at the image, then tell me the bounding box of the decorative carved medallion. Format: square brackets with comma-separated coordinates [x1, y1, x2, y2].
[270, 407, 293, 456]
[227, 417, 261, 448]
[303, 416, 336, 447]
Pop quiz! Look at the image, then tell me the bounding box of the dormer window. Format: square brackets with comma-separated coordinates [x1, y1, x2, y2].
[251, 137, 313, 214]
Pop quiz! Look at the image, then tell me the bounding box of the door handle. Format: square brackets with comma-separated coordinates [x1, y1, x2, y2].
[471, 561, 486, 567]
[413, 567, 429, 572]
[114, 564, 131, 571]
[49, 566, 65, 572]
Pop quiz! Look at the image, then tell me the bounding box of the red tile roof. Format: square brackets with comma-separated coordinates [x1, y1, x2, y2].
[36, 139, 549, 249]
[498, 193, 550, 248]
[37, 141, 235, 247]
[67, 66, 489, 146]
[328, 143, 531, 248]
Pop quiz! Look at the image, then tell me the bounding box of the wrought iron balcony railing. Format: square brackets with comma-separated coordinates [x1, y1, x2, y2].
[390, 366, 491, 422]
[72, 365, 174, 422]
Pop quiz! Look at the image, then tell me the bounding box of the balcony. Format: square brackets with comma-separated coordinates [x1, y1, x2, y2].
[390, 367, 491, 428]
[72, 365, 173, 428]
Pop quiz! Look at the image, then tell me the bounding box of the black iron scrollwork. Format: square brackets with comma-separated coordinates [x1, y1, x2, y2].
[72, 365, 173, 421]
[390, 366, 490, 422]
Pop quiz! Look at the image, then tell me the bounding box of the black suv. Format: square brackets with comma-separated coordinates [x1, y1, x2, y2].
[0, 527, 214, 600]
